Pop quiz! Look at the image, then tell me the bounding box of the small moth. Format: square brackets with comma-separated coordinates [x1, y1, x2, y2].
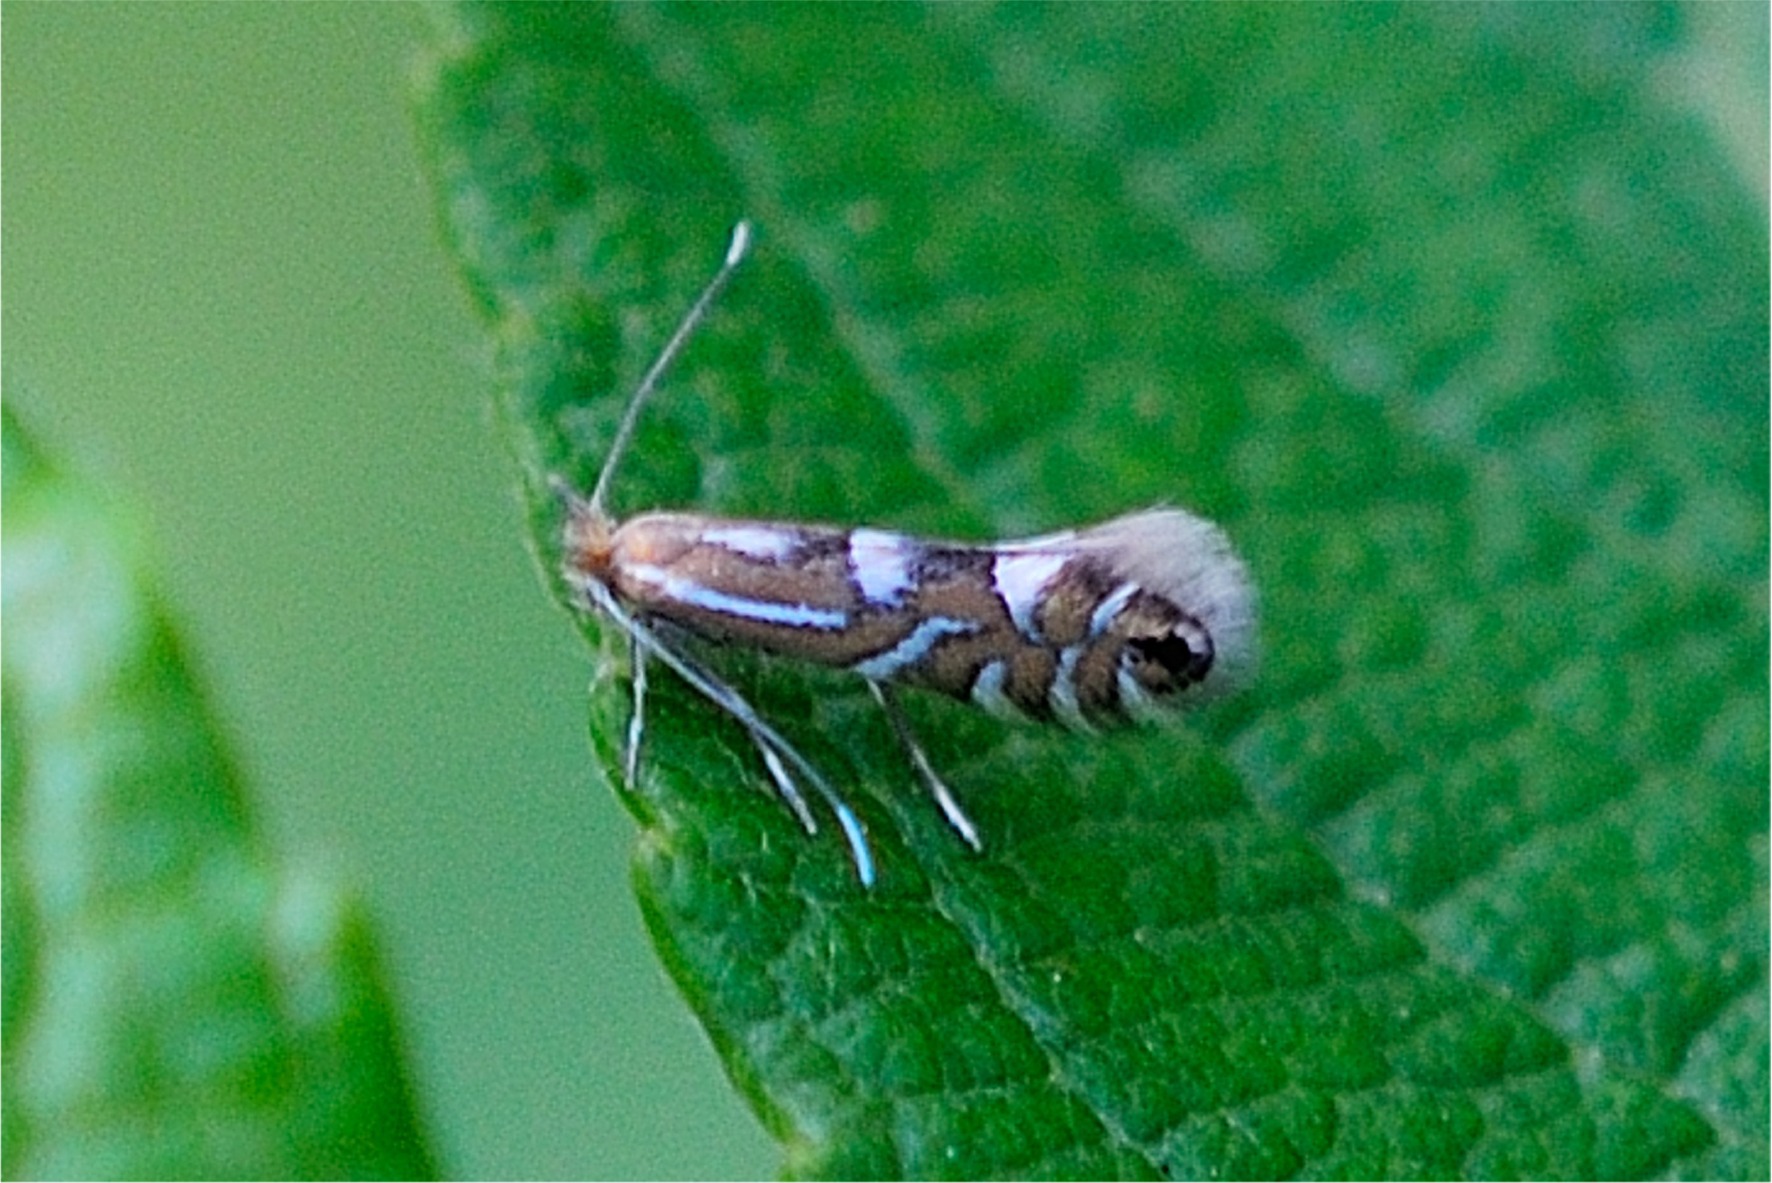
[557, 222, 1254, 886]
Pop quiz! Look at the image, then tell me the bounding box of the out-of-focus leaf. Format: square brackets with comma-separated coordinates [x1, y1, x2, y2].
[1, 406, 437, 1179]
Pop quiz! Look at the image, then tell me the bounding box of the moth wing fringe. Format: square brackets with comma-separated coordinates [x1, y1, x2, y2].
[995, 507, 1257, 698]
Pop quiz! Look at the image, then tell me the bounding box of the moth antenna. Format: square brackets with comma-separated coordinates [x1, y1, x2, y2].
[586, 220, 755, 520]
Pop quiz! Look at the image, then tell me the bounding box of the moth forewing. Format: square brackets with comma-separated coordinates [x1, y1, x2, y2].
[558, 222, 1256, 888]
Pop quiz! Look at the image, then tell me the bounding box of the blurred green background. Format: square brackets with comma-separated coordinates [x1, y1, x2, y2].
[7, 4, 772, 1178]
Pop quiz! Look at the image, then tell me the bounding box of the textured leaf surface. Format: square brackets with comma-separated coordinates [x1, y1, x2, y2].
[415, 4, 1767, 1178]
[1, 407, 437, 1179]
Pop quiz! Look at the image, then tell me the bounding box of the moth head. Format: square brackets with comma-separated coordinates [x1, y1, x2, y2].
[553, 475, 618, 599]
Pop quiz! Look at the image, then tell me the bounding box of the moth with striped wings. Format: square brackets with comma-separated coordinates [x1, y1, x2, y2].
[557, 222, 1255, 886]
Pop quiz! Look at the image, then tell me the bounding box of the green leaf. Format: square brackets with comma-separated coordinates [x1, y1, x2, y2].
[414, 4, 1767, 1178]
[1, 407, 438, 1179]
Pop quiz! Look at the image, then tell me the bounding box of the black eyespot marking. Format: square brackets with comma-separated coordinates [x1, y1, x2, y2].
[1128, 624, 1214, 692]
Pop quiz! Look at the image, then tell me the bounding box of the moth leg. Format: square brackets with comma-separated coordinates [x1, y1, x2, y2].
[624, 632, 647, 790]
[665, 657, 873, 887]
[646, 620, 817, 835]
[869, 681, 984, 852]
[584, 582, 877, 886]
[753, 742, 819, 836]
